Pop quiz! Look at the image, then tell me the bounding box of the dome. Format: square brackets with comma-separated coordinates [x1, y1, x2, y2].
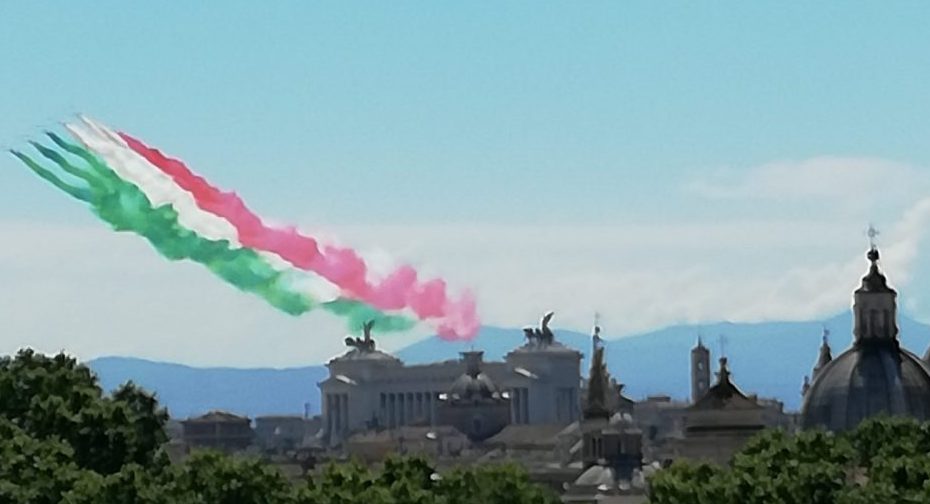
[446, 351, 505, 402]
[438, 351, 511, 442]
[802, 342, 930, 431]
[448, 372, 501, 401]
[802, 245, 930, 432]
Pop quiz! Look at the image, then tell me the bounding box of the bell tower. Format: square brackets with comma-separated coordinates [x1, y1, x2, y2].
[853, 227, 898, 346]
[691, 336, 710, 403]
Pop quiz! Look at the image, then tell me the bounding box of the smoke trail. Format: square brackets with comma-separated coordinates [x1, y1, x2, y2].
[65, 123, 243, 245]
[66, 121, 342, 303]
[10, 150, 92, 201]
[14, 136, 414, 333]
[112, 122, 479, 339]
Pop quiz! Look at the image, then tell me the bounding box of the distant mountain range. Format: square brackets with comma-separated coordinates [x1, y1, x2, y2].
[88, 312, 930, 419]
[90, 357, 328, 420]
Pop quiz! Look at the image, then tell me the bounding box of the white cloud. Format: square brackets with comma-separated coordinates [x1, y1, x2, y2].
[2, 157, 930, 366]
[332, 205, 930, 338]
[685, 156, 928, 214]
[0, 222, 359, 367]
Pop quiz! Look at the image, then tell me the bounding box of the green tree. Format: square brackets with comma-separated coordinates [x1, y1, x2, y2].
[728, 429, 851, 504]
[436, 463, 560, 504]
[300, 459, 378, 504]
[0, 419, 88, 504]
[299, 456, 558, 504]
[62, 464, 170, 504]
[648, 418, 930, 504]
[647, 460, 730, 504]
[376, 456, 440, 504]
[0, 349, 168, 474]
[166, 451, 298, 504]
[847, 416, 930, 468]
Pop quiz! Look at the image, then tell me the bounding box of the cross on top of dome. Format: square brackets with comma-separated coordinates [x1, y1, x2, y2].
[867, 224, 880, 249]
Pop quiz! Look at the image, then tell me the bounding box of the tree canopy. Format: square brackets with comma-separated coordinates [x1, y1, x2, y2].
[648, 416, 930, 504]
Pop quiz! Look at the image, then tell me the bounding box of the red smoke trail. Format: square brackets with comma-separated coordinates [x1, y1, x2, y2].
[118, 132, 478, 340]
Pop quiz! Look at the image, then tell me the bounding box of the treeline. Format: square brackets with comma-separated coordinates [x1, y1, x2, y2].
[0, 349, 558, 504]
[649, 416, 930, 504]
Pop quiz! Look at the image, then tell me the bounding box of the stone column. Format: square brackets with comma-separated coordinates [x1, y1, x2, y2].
[341, 394, 349, 433]
[389, 394, 396, 428]
[399, 394, 406, 426]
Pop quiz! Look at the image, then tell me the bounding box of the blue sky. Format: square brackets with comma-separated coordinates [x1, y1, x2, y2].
[2, 2, 930, 366]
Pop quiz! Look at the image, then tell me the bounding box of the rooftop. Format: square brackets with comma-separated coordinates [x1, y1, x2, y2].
[183, 410, 251, 423]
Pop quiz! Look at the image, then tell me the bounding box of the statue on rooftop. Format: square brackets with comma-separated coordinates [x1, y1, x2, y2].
[345, 320, 377, 352]
[523, 311, 556, 346]
[584, 345, 610, 420]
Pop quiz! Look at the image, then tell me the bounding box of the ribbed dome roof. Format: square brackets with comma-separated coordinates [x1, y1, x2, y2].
[446, 351, 505, 402]
[801, 341, 930, 431]
[448, 372, 500, 401]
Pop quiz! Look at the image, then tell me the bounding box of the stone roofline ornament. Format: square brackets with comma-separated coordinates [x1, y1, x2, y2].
[592, 313, 603, 366]
[716, 357, 731, 385]
[584, 345, 611, 420]
[813, 326, 833, 377]
[860, 224, 893, 293]
[522, 311, 557, 346]
[695, 334, 706, 350]
[344, 320, 377, 353]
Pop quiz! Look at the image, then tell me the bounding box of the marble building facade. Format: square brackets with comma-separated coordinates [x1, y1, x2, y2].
[318, 313, 582, 446]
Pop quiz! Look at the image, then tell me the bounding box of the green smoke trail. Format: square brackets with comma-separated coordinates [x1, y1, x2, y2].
[46, 132, 120, 194]
[16, 135, 414, 333]
[10, 150, 92, 202]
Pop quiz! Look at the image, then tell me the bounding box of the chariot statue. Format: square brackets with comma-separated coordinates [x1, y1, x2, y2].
[345, 320, 377, 352]
[523, 311, 556, 346]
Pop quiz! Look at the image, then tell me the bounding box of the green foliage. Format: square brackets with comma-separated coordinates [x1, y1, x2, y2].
[0, 349, 169, 474]
[847, 415, 930, 468]
[728, 430, 852, 504]
[648, 417, 930, 504]
[166, 451, 297, 504]
[62, 464, 170, 504]
[647, 461, 730, 504]
[0, 419, 87, 504]
[300, 459, 380, 504]
[431, 462, 559, 504]
[300, 456, 560, 504]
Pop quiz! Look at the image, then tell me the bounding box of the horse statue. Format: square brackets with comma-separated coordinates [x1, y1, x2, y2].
[523, 311, 556, 346]
[345, 320, 377, 352]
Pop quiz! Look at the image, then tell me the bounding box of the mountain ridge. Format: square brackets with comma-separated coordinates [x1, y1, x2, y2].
[88, 311, 930, 419]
